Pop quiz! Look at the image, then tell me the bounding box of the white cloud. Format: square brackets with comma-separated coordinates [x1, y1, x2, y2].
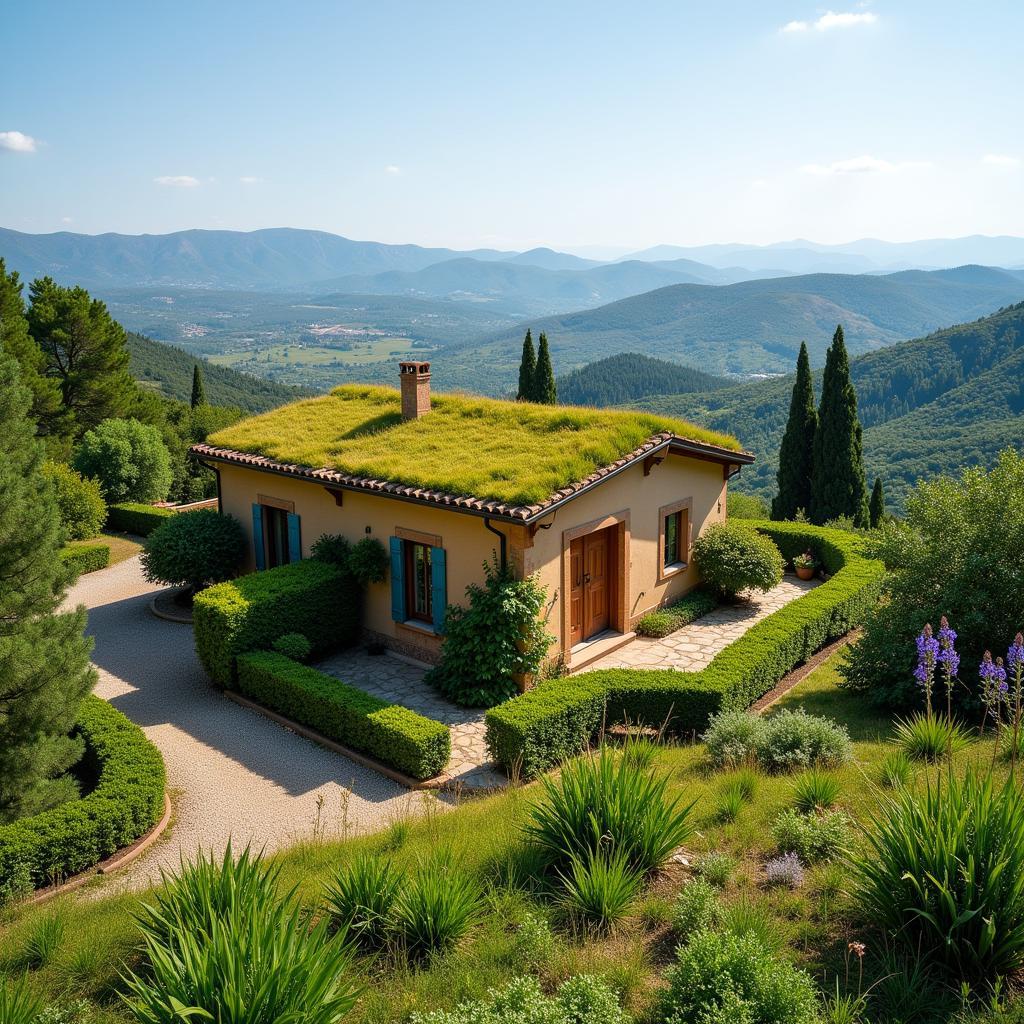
[384, 165, 401, 175]
[61, 216, 73, 224]
[783, 10, 877, 33]
[0, 130, 38, 153]
[239, 175, 262, 184]
[800, 154, 928, 175]
[983, 154, 1020, 168]
[154, 175, 200, 187]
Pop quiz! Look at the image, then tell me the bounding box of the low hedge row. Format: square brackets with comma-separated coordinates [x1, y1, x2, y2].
[194, 559, 361, 687]
[60, 543, 111, 577]
[0, 695, 166, 900]
[485, 522, 884, 778]
[236, 651, 451, 780]
[635, 588, 718, 638]
[106, 502, 174, 537]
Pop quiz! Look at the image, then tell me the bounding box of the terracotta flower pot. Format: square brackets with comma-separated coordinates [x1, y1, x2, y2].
[795, 565, 815, 581]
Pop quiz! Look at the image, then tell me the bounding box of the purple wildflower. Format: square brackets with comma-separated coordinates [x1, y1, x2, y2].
[937, 615, 961, 682]
[1008, 633, 1024, 673]
[915, 623, 939, 713]
[980, 651, 1008, 724]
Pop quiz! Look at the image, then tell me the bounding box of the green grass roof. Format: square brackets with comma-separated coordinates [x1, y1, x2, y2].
[207, 385, 742, 506]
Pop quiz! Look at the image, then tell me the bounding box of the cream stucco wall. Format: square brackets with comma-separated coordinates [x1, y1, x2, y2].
[214, 450, 728, 665]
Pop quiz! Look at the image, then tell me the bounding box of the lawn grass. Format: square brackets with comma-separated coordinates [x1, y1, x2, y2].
[0, 654, 1012, 1022]
[65, 531, 143, 567]
[207, 384, 743, 506]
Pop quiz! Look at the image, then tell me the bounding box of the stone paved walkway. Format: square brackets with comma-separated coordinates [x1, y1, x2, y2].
[584, 576, 819, 672]
[316, 651, 507, 791]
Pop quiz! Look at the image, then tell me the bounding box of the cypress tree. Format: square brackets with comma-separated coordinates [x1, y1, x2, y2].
[869, 476, 885, 528]
[810, 325, 869, 526]
[0, 353, 95, 822]
[190, 363, 207, 408]
[772, 342, 817, 521]
[533, 332, 557, 404]
[516, 329, 536, 401]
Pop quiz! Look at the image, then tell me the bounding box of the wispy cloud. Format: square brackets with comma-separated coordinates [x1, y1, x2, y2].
[982, 153, 1020, 168]
[61, 216, 73, 224]
[0, 130, 39, 153]
[154, 175, 200, 187]
[783, 10, 878, 33]
[800, 154, 928, 175]
[384, 165, 401, 175]
[239, 175, 262, 184]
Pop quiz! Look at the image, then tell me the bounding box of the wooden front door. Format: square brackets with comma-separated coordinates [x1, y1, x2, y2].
[569, 526, 615, 645]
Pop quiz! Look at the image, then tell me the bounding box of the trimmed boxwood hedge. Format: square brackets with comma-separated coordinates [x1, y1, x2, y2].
[60, 543, 111, 577]
[236, 651, 451, 780]
[635, 588, 718, 638]
[0, 695, 166, 899]
[194, 559, 361, 687]
[106, 502, 175, 537]
[485, 522, 884, 778]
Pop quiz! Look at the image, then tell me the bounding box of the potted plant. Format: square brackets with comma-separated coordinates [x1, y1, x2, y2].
[793, 550, 817, 581]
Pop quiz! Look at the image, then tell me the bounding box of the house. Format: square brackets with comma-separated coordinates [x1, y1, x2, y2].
[192, 363, 753, 669]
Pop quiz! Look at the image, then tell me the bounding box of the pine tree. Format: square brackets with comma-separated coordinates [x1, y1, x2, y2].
[190, 363, 207, 409]
[517, 329, 536, 400]
[533, 332, 557, 404]
[869, 476, 885, 528]
[27, 277, 136, 440]
[810, 325, 869, 526]
[0, 353, 95, 822]
[772, 342, 817, 521]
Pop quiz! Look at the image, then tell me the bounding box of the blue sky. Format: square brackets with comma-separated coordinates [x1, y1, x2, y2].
[3, 1, 1022, 252]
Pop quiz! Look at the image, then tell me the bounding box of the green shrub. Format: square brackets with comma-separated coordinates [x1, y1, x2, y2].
[59, 543, 110, 578]
[409, 975, 628, 1024]
[42, 462, 106, 540]
[391, 862, 482, 960]
[510, 912, 556, 968]
[524, 748, 695, 875]
[673, 879, 722, 938]
[486, 522, 883, 777]
[348, 536, 389, 585]
[235, 652, 450, 780]
[772, 808, 852, 863]
[427, 559, 554, 708]
[193, 558, 360, 687]
[310, 532, 352, 566]
[0, 695, 165, 895]
[73, 417, 172, 503]
[661, 928, 820, 1024]
[324, 854, 403, 950]
[123, 848, 358, 1024]
[728, 492, 771, 520]
[704, 709, 851, 773]
[141, 509, 245, 592]
[105, 501, 174, 537]
[557, 846, 642, 933]
[272, 632, 312, 662]
[855, 768, 1024, 983]
[791, 769, 841, 813]
[693, 520, 784, 600]
[894, 712, 970, 762]
[635, 588, 718, 638]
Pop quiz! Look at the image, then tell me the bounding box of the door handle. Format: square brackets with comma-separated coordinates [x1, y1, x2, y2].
[583, 572, 591, 584]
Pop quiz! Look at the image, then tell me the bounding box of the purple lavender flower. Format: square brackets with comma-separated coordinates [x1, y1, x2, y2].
[915, 623, 939, 713]
[1008, 633, 1024, 674]
[937, 616, 960, 677]
[764, 852, 804, 889]
[980, 651, 1008, 724]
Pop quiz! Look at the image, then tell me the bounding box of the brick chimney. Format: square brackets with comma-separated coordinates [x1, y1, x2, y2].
[399, 361, 431, 420]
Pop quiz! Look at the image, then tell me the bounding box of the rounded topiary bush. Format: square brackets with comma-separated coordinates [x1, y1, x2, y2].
[273, 632, 312, 662]
[693, 521, 784, 600]
[42, 461, 107, 540]
[141, 509, 245, 594]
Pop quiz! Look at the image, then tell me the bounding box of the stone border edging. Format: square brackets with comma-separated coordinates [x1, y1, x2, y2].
[749, 630, 858, 714]
[149, 591, 194, 624]
[18, 791, 173, 908]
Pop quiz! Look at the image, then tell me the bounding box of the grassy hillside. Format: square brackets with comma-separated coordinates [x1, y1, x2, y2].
[636, 301, 1024, 509]
[127, 332, 311, 412]
[432, 265, 1024, 389]
[557, 352, 727, 406]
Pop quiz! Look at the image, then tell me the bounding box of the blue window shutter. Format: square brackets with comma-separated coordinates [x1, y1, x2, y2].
[389, 536, 406, 622]
[287, 512, 302, 563]
[251, 504, 265, 571]
[431, 546, 447, 634]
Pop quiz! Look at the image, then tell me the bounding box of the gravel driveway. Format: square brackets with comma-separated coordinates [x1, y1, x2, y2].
[66, 556, 425, 885]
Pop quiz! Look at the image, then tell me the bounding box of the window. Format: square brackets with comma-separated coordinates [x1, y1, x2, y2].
[251, 501, 301, 570]
[263, 505, 290, 568]
[659, 498, 691, 578]
[404, 541, 433, 622]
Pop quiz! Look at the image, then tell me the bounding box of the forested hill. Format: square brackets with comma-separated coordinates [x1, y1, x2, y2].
[633, 301, 1024, 509]
[432, 264, 1024, 389]
[127, 333, 311, 412]
[557, 353, 726, 406]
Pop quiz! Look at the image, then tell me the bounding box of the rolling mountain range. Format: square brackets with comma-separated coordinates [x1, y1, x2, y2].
[431, 265, 1024, 390]
[627, 300, 1024, 510]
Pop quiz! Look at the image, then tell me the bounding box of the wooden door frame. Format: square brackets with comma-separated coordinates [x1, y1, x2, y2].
[561, 509, 630, 653]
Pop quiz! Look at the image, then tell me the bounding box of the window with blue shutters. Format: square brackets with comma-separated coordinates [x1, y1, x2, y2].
[252, 502, 301, 569]
[390, 535, 446, 632]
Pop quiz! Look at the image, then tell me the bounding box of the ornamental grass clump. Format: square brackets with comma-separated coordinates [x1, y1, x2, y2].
[390, 863, 482, 961]
[854, 766, 1024, 983]
[0, 976, 42, 1024]
[324, 854, 404, 950]
[523, 747, 696, 876]
[790, 768, 841, 813]
[558, 847, 643, 933]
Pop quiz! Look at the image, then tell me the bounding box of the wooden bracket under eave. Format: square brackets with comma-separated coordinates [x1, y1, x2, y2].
[643, 454, 665, 476]
[323, 486, 345, 507]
